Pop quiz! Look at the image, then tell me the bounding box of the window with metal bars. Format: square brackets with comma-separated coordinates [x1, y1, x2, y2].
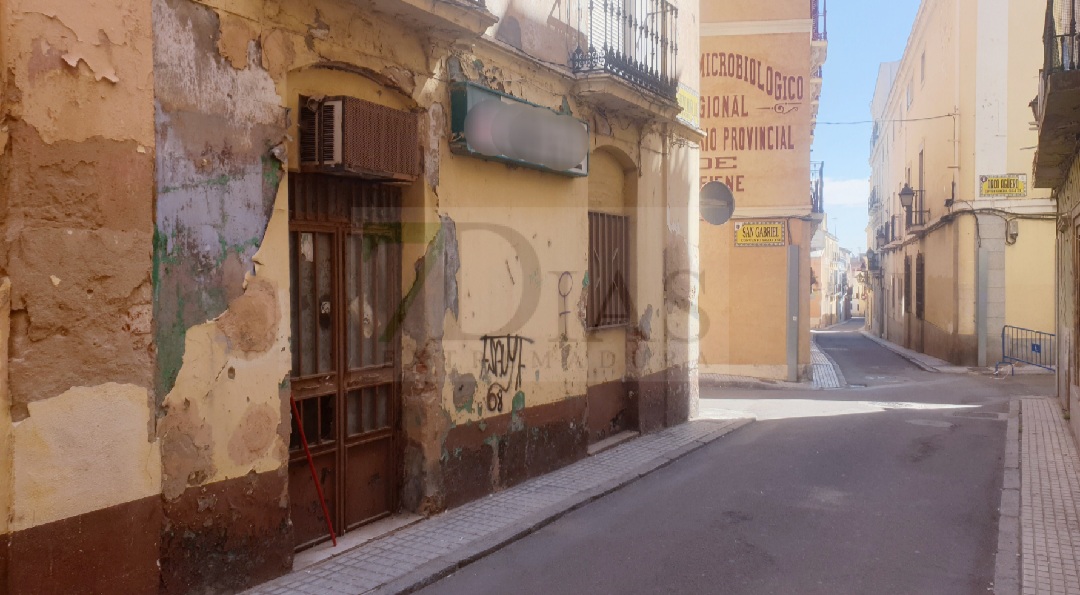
[588, 212, 631, 329]
[904, 255, 912, 314]
[915, 253, 925, 320]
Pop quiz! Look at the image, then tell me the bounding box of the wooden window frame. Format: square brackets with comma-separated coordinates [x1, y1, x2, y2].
[904, 255, 912, 314]
[915, 252, 925, 320]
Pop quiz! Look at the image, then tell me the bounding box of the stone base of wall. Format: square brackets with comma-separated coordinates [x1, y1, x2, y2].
[440, 365, 693, 511]
[0, 535, 7, 595]
[922, 321, 977, 366]
[160, 470, 292, 595]
[5, 496, 161, 595]
[586, 380, 635, 444]
[442, 395, 589, 510]
[888, 316, 978, 366]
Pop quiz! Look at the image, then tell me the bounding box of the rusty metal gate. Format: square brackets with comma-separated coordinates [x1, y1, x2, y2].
[287, 173, 402, 549]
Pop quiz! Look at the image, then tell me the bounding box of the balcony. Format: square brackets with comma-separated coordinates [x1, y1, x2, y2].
[810, 66, 824, 108]
[811, 0, 828, 70]
[1034, 0, 1080, 188]
[906, 208, 930, 229]
[366, 0, 496, 37]
[812, 0, 828, 41]
[811, 161, 825, 213]
[570, 0, 681, 119]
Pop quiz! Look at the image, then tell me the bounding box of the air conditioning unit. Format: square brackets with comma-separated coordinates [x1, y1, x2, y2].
[299, 95, 420, 182]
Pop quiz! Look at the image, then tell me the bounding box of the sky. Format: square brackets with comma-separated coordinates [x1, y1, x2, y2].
[811, 0, 922, 254]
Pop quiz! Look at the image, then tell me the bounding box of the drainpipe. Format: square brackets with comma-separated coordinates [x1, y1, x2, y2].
[787, 243, 800, 382]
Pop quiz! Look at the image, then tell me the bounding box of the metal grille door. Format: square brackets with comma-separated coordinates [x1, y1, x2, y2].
[288, 173, 402, 549]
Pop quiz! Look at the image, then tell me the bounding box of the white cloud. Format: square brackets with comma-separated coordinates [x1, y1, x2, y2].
[823, 177, 870, 208]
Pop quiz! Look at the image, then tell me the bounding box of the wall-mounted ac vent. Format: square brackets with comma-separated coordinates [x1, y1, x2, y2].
[299, 95, 420, 182]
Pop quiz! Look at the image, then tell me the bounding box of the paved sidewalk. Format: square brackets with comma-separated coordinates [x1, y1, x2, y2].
[859, 330, 960, 372]
[1015, 397, 1080, 594]
[861, 331, 1053, 376]
[810, 339, 845, 389]
[698, 340, 845, 391]
[246, 417, 751, 595]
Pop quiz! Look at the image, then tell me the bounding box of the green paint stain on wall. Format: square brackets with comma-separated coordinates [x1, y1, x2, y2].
[509, 391, 526, 432]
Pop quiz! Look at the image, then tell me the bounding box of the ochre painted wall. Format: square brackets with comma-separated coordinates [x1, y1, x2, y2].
[698, 0, 816, 380]
[1005, 219, 1056, 334]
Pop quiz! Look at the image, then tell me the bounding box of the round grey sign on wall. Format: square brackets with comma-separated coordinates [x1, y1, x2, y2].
[701, 181, 735, 226]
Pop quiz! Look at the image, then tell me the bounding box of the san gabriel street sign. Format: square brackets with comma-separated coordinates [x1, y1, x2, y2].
[734, 221, 786, 247]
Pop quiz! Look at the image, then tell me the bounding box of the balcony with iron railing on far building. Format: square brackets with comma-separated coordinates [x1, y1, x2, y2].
[811, 161, 825, 214]
[811, 0, 828, 70]
[570, 0, 682, 119]
[1034, 0, 1080, 188]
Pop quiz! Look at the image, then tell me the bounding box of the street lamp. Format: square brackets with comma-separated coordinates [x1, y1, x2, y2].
[898, 183, 915, 209]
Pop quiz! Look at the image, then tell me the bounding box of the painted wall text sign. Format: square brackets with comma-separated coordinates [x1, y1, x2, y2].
[734, 221, 787, 247]
[700, 53, 805, 101]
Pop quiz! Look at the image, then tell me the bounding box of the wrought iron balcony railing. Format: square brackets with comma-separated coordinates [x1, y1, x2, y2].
[1044, 0, 1080, 74]
[812, 0, 828, 41]
[907, 208, 930, 228]
[811, 160, 825, 213]
[903, 189, 929, 228]
[571, 0, 679, 99]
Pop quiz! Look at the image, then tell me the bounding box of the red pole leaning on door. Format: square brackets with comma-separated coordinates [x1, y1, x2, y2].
[290, 395, 337, 546]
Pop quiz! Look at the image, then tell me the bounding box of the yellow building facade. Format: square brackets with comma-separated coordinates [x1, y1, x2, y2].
[0, 0, 702, 591]
[698, 0, 827, 382]
[866, 0, 1055, 367]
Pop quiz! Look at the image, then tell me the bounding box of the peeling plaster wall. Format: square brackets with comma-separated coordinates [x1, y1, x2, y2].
[151, 0, 296, 590]
[0, 0, 157, 520]
[0, 278, 11, 543]
[2, 0, 700, 588]
[10, 384, 161, 530]
[2, 0, 155, 408]
[0, 0, 160, 590]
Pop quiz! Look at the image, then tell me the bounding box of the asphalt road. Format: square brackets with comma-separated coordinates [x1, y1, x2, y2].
[420, 319, 1054, 595]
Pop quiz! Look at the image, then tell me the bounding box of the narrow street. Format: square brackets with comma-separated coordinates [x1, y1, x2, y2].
[419, 320, 1054, 595]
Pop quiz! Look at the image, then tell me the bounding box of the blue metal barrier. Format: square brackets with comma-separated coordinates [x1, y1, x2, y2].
[996, 325, 1056, 374]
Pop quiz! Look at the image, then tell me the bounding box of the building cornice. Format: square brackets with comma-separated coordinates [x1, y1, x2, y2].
[701, 19, 812, 37]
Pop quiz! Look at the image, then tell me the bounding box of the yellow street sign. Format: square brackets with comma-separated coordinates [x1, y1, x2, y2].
[734, 221, 786, 247]
[979, 174, 1027, 197]
[677, 84, 700, 129]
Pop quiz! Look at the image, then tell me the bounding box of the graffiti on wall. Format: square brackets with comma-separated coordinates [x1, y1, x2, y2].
[558, 271, 573, 338]
[479, 334, 533, 412]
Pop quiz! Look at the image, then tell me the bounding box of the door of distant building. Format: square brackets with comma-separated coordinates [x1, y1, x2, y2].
[287, 173, 401, 549]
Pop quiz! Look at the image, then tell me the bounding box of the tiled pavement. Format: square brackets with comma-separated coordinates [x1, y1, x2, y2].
[1018, 397, 1080, 594]
[810, 340, 844, 390]
[698, 340, 844, 391]
[247, 417, 750, 595]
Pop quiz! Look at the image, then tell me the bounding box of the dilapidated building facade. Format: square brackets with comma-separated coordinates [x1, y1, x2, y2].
[0, 0, 702, 591]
